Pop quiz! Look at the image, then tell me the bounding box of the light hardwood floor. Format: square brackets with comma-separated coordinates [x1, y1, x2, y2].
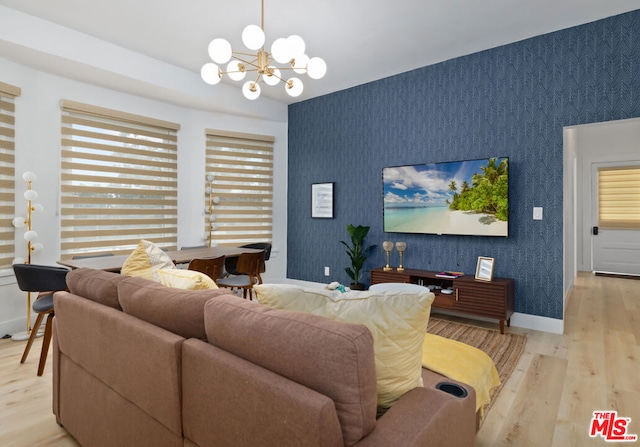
[0, 272, 637, 446]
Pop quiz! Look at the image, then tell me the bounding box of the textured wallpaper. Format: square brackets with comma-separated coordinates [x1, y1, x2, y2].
[287, 10, 640, 320]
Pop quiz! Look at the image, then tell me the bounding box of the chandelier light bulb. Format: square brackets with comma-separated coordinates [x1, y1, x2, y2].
[287, 35, 306, 59]
[209, 215, 216, 222]
[208, 38, 232, 64]
[13, 257, 25, 265]
[213, 196, 221, 204]
[32, 203, 44, 213]
[307, 57, 327, 79]
[203, 232, 209, 241]
[211, 224, 218, 231]
[12, 216, 26, 228]
[271, 37, 292, 64]
[24, 230, 38, 242]
[286, 78, 304, 97]
[204, 207, 211, 214]
[205, 186, 212, 194]
[263, 67, 281, 86]
[242, 81, 261, 100]
[242, 24, 265, 51]
[292, 54, 309, 74]
[31, 242, 44, 252]
[22, 171, 37, 182]
[24, 190, 38, 201]
[206, 174, 215, 182]
[201, 63, 222, 85]
[227, 60, 247, 81]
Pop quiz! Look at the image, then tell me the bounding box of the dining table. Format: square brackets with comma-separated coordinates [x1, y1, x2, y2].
[57, 246, 262, 272]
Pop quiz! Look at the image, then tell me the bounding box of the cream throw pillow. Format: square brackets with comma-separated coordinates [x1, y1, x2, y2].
[121, 239, 176, 281]
[157, 268, 218, 290]
[254, 284, 435, 408]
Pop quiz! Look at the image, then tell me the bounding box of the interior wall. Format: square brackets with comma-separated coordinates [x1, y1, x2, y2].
[0, 56, 289, 336]
[287, 9, 640, 327]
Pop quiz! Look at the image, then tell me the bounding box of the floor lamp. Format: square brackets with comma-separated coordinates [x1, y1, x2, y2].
[11, 171, 44, 341]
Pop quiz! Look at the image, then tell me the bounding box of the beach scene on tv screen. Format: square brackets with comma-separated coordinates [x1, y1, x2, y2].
[383, 157, 508, 236]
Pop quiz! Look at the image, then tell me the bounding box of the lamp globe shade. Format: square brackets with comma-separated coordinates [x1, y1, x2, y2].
[271, 37, 292, 64]
[32, 203, 44, 213]
[227, 60, 247, 81]
[24, 230, 38, 242]
[286, 78, 304, 97]
[208, 38, 232, 64]
[287, 35, 305, 58]
[24, 190, 38, 201]
[307, 57, 327, 79]
[242, 81, 261, 100]
[12, 216, 26, 228]
[22, 171, 37, 182]
[242, 24, 265, 50]
[201, 63, 222, 85]
[31, 242, 44, 252]
[263, 67, 281, 86]
[293, 54, 309, 74]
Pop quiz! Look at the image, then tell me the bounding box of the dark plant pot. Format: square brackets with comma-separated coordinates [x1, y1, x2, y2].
[350, 283, 366, 291]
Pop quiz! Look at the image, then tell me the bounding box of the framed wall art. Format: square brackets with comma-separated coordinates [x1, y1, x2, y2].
[311, 182, 334, 218]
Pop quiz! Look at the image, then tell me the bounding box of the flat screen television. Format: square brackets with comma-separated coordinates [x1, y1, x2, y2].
[383, 157, 508, 237]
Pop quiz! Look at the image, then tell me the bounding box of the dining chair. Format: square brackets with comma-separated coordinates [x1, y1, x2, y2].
[187, 256, 225, 285]
[12, 264, 69, 376]
[224, 243, 271, 276]
[217, 250, 266, 300]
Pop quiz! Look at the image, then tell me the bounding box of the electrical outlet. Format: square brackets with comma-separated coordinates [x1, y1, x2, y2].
[324, 266, 330, 276]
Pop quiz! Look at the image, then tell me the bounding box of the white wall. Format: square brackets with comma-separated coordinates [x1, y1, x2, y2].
[0, 56, 289, 336]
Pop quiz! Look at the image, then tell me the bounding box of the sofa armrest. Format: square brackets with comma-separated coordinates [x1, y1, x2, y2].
[354, 385, 476, 447]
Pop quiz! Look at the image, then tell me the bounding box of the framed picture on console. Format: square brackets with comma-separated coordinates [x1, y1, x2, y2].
[475, 256, 494, 281]
[311, 182, 334, 218]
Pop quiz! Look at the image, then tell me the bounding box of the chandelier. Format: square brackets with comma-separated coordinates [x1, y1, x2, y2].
[200, 0, 326, 100]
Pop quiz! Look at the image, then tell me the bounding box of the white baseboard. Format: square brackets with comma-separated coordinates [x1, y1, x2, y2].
[510, 312, 564, 334]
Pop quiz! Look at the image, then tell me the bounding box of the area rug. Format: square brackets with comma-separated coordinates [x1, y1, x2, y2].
[426, 317, 527, 418]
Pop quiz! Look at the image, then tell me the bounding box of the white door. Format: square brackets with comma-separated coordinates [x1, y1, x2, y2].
[591, 162, 640, 276]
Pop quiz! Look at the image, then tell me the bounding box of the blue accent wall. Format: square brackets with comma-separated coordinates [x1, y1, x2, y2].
[287, 10, 640, 320]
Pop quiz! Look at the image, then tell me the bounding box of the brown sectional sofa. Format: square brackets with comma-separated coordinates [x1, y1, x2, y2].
[52, 268, 476, 447]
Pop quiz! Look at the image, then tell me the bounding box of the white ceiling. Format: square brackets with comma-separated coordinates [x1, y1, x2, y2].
[0, 0, 638, 105]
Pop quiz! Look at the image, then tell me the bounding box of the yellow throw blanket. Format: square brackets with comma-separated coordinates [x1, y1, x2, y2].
[422, 333, 500, 418]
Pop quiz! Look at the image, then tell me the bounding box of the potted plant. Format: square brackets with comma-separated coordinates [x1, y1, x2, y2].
[340, 224, 374, 290]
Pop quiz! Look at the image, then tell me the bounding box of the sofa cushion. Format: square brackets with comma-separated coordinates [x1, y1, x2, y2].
[203, 295, 377, 447]
[254, 284, 435, 409]
[121, 239, 176, 281]
[66, 268, 127, 310]
[157, 268, 218, 290]
[118, 276, 231, 340]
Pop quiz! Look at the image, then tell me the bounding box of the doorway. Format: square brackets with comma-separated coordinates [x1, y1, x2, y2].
[590, 162, 640, 276]
[568, 117, 640, 280]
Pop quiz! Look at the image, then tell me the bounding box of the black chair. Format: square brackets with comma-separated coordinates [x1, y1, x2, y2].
[13, 264, 69, 376]
[224, 243, 272, 276]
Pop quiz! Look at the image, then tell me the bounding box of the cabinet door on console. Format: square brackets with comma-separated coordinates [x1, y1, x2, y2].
[453, 282, 507, 319]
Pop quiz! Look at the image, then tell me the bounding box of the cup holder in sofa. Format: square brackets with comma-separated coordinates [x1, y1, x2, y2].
[435, 382, 468, 398]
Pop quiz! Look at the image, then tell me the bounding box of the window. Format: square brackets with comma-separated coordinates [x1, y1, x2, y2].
[205, 129, 274, 246]
[598, 166, 640, 229]
[0, 82, 20, 270]
[60, 100, 179, 258]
